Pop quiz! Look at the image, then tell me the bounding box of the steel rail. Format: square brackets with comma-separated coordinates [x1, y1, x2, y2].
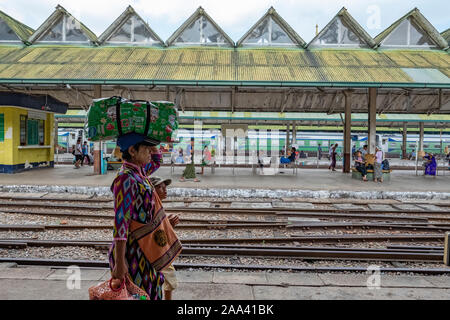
[182, 234, 445, 244]
[2, 257, 450, 275]
[0, 195, 112, 203]
[0, 239, 443, 254]
[286, 222, 450, 232]
[0, 245, 443, 262]
[3, 201, 450, 216]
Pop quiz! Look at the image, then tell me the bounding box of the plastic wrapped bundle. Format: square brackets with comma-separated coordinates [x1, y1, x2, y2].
[86, 97, 178, 143]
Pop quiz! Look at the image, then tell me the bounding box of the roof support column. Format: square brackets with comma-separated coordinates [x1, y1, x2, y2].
[54, 119, 59, 164]
[292, 122, 296, 147]
[368, 88, 377, 154]
[93, 85, 102, 175]
[419, 122, 424, 152]
[343, 90, 352, 173]
[286, 122, 290, 155]
[402, 123, 407, 159]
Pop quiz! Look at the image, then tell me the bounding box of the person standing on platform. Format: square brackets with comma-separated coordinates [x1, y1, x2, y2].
[179, 137, 199, 182]
[328, 143, 338, 171]
[200, 145, 211, 175]
[74, 138, 83, 169]
[82, 141, 91, 165]
[374, 146, 384, 183]
[318, 143, 322, 160]
[150, 176, 180, 300]
[109, 132, 165, 300]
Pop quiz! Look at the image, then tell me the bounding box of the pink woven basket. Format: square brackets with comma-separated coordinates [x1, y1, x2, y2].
[89, 275, 150, 300]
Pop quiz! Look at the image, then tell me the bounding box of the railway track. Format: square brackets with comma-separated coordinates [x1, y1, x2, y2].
[0, 239, 444, 262]
[1, 257, 450, 275]
[2, 194, 450, 274]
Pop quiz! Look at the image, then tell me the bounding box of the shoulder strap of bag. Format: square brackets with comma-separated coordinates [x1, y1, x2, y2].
[143, 102, 151, 136]
[116, 100, 123, 136]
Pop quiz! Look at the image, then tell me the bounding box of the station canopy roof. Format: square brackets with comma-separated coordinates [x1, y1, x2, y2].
[0, 6, 449, 114]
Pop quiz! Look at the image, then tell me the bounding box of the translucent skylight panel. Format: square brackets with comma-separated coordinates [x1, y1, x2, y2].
[382, 17, 437, 47]
[383, 19, 409, 45]
[108, 19, 132, 42]
[317, 19, 339, 44]
[107, 16, 159, 44]
[175, 16, 227, 45]
[133, 17, 158, 43]
[270, 18, 294, 44]
[409, 19, 435, 46]
[0, 19, 20, 41]
[314, 18, 364, 45]
[242, 16, 296, 46]
[243, 17, 270, 44]
[65, 17, 89, 41]
[37, 15, 90, 42]
[39, 19, 63, 41]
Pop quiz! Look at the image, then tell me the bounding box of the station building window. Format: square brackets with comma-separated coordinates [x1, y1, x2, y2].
[20, 115, 45, 146]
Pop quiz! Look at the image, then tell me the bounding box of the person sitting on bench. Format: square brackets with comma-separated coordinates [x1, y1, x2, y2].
[423, 152, 437, 176]
[354, 150, 368, 181]
[281, 147, 297, 164]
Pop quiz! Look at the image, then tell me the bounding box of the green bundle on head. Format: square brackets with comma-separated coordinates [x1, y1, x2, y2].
[86, 97, 178, 143]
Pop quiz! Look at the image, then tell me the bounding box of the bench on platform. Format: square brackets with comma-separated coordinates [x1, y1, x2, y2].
[107, 160, 122, 170]
[351, 168, 392, 181]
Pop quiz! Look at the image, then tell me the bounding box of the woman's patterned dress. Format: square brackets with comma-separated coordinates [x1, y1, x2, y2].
[108, 152, 164, 300]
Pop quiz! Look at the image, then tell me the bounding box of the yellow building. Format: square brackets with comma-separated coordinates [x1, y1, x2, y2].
[0, 92, 67, 173]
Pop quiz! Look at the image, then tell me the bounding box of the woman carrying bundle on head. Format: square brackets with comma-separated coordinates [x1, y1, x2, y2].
[109, 132, 181, 300]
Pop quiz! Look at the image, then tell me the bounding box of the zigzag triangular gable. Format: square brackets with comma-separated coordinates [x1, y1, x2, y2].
[166, 7, 234, 46]
[98, 6, 164, 46]
[237, 7, 305, 47]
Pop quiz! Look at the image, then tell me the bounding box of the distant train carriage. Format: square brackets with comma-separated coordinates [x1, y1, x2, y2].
[58, 128, 449, 160]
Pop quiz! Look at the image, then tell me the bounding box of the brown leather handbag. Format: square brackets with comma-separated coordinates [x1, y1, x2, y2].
[129, 188, 182, 272]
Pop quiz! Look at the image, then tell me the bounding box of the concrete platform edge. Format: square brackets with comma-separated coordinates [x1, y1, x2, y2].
[0, 184, 449, 200]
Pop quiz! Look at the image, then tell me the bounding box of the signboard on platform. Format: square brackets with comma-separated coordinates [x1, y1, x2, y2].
[28, 110, 47, 120]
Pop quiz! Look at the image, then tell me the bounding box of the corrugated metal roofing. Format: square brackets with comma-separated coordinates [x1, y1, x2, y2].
[0, 46, 448, 86]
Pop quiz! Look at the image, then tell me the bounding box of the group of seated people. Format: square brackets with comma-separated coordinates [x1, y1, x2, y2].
[353, 146, 386, 183]
[280, 147, 297, 164]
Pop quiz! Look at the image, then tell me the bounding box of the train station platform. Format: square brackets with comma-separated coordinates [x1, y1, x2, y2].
[0, 164, 449, 199]
[1, 264, 449, 300]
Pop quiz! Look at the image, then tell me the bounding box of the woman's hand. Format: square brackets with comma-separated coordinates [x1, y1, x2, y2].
[168, 214, 180, 227]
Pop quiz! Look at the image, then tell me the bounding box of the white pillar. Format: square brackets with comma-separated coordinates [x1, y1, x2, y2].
[343, 90, 352, 173]
[419, 122, 424, 152]
[368, 88, 377, 154]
